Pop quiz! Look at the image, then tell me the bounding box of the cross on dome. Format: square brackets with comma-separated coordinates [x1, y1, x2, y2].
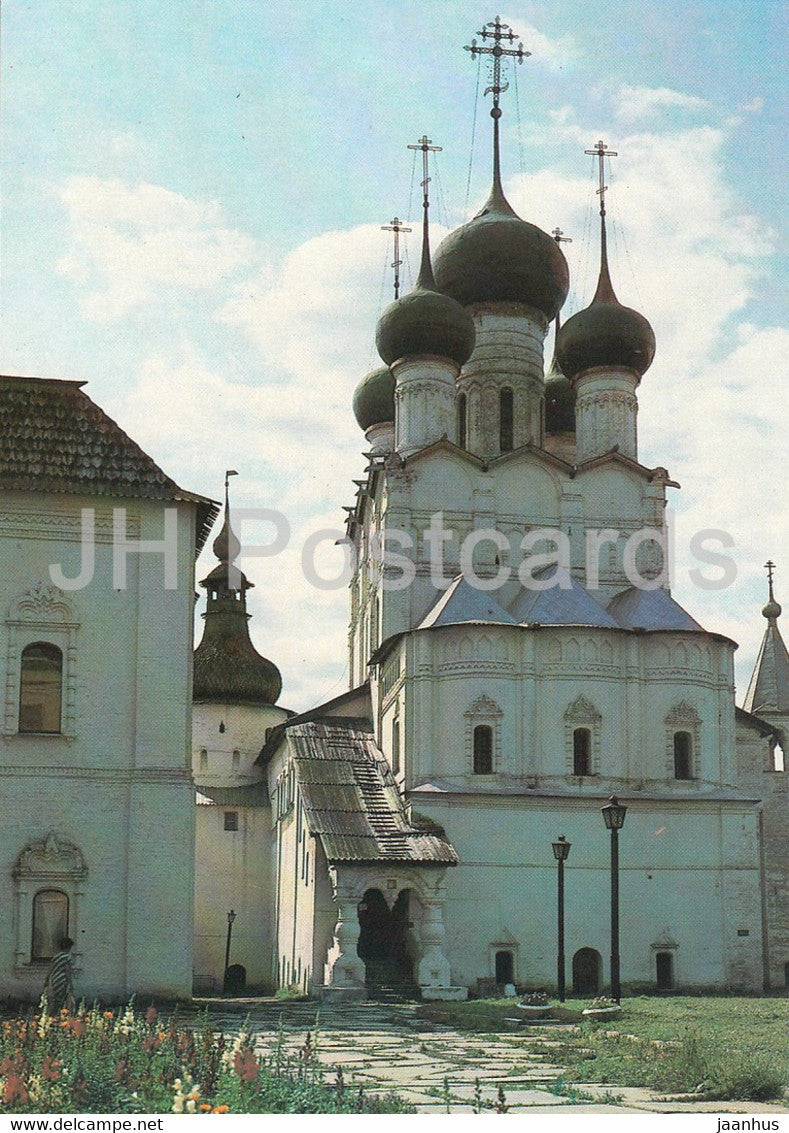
[381, 216, 411, 300]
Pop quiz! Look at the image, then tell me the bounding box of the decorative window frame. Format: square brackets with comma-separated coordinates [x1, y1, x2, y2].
[12, 833, 87, 975]
[4, 583, 79, 738]
[664, 702, 701, 781]
[465, 695, 502, 776]
[564, 695, 602, 777]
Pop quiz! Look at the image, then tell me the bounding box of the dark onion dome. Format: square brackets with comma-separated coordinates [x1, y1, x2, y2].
[193, 491, 282, 705]
[375, 170, 476, 369]
[375, 277, 476, 368]
[352, 366, 395, 431]
[432, 180, 569, 321]
[556, 224, 655, 382]
[545, 370, 576, 434]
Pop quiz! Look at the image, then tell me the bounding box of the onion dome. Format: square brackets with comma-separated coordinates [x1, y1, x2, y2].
[545, 313, 576, 434]
[375, 153, 475, 368]
[433, 180, 569, 321]
[352, 366, 395, 431]
[556, 199, 655, 382]
[193, 479, 282, 705]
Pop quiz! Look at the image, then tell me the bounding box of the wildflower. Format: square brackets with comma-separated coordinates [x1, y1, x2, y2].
[69, 1017, 86, 1038]
[232, 1048, 259, 1083]
[4, 1073, 30, 1106]
[41, 1057, 61, 1083]
[212, 1105, 230, 1114]
[103, 1011, 114, 1021]
[200, 1103, 212, 1112]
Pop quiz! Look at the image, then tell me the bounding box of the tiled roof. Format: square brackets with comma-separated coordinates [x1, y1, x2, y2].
[288, 721, 457, 865]
[1, 375, 217, 549]
[195, 784, 269, 807]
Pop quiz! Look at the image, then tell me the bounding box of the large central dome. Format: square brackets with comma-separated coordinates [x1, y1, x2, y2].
[433, 182, 569, 321]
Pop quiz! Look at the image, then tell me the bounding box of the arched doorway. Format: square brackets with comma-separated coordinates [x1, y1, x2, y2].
[572, 947, 601, 994]
[357, 888, 414, 993]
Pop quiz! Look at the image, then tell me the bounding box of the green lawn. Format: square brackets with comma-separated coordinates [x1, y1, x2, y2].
[418, 996, 789, 1102]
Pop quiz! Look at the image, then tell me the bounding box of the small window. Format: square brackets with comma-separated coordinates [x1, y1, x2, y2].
[573, 728, 591, 776]
[19, 643, 63, 734]
[499, 388, 514, 453]
[224, 811, 239, 832]
[32, 889, 69, 961]
[392, 717, 401, 776]
[199, 748, 208, 771]
[494, 949, 513, 984]
[232, 749, 241, 772]
[674, 732, 692, 780]
[457, 393, 467, 449]
[473, 725, 493, 774]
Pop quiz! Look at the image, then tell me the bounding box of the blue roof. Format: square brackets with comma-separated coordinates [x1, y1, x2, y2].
[418, 575, 518, 629]
[607, 586, 706, 632]
[507, 565, 620, 628]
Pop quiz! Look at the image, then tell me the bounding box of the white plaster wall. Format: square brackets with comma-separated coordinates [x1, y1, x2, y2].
[0, 491, 197, 999]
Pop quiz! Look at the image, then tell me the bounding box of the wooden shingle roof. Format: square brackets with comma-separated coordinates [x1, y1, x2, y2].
[1, 375, 218, 549]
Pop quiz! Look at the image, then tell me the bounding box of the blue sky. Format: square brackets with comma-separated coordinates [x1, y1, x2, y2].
[3, 1, 788, 708]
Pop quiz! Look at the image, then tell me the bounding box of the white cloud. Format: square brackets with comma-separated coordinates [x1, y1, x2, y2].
[740, 97, 765, 114]
[614, 85, 710, 123]
[499, 15, 580, 70]
[56, 177, 257, 320]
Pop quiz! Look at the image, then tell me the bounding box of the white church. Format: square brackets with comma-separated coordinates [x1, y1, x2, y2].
[2, 19, 788, 1003]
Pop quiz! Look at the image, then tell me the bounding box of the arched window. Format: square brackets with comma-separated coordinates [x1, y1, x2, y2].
[674, 731, 692, 780]
[457, 393, 467, 449]
[199, 748, 208, 771]
[656, 951, 674, 989]
[19, 643, 63, 734]
[499, 387, 514, 453]
[573, 728, 591, 776]
[391, 716, 401, 776]
[232, 749, 241, 772]
[32, 889, 69, 962]
[473, 725, 493, 774]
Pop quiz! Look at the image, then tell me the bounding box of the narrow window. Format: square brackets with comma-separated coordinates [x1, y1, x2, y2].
[199, 748, 208, 772]
[473, 725, 493, 774]
[573, 728, 591, 776]
[499, 387, 514, 453]
[656, 951, 674, 989]
[224, 811, 239, 832]
[494, 950, 514, 984]
[32, 890, 69, 961]
[232, 749, 241, 772]
[19, 643, 63, 734]
[392, 717, 401, 776]
[674, 732, 692, 779]
[773, 741, 785, 772]
[457, 393, 467, 448]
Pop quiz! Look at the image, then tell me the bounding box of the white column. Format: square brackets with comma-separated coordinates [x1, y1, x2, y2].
[393, 357, 458, 458]
[574, 368, 639, 462]
[417, 899, 452, 989]
[323, 884, 366, 992]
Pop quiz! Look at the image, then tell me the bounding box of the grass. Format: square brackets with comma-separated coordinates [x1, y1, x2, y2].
[417, 995, 789, 1103]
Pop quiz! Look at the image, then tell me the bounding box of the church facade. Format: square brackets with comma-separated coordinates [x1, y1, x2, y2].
[190, 41, 789, 999]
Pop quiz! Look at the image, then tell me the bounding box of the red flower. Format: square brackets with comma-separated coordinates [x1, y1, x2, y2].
[233, 1048, 259, 1082]
[4, 1073, 30, 1106]
[41, 1057, 61, 1083]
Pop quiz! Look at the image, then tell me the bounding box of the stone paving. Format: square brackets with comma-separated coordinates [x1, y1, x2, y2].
[193, 997, 789, 1115]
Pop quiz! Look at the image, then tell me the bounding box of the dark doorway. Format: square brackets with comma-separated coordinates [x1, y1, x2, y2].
[224, 964, 246, 995]
[572, 947, 601, 994]
[784, 962, 789, 989]
[495, 950, 514, 984]
[656, 951, 673, 989]
[357, 888, 414, 993]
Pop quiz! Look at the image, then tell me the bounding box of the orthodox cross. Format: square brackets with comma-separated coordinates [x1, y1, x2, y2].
[585, 139, 618, 216]
[381, 216, 411, 300]
[408, 134, 442, 210]
[766, 559, 777, 600]
[464, 16, 530, 112]
[224, 468, 238, 493]
[552, 226, 573, 248]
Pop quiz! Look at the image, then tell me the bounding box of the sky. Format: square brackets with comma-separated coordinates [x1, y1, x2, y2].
[3, 0, 788, 710]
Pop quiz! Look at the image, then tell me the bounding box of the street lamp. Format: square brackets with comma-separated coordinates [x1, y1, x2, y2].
[223, 909, 236, 993]
[551, 835, 571, 1002]
[601, 796, 627, 1003]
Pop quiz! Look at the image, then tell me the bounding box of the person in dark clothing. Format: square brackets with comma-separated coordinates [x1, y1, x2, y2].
[43, 937, 74, 1012]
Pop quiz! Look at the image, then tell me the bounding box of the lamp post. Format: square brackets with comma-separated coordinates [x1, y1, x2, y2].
[552, 835, 571, 1002]
[223, 909, 236, 993]
[601, 796, 627, 1003]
